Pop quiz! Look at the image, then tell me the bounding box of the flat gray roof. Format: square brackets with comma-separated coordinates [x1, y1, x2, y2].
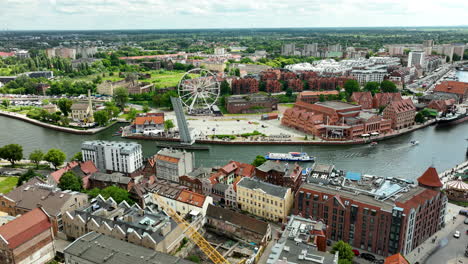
[316, 101, 359, 110]
[237, 177, 289, 199]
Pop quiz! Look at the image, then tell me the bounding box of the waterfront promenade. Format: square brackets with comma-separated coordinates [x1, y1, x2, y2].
[0, 110, 117, 135]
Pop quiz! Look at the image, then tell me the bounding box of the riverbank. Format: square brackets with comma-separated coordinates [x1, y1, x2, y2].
[0, 110, 121, 135]
[123, 119, 437, 146]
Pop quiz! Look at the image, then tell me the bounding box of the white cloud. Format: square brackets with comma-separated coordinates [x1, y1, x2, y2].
[0, 0, 467, 29]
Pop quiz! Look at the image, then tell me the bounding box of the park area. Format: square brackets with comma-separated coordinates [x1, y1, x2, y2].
[0, 177, 18, 193]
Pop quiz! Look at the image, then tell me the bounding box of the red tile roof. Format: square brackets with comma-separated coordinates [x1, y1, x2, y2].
[384, 253, 409, 264]
[50, 161, 97, 183]
[133, 116, 164, 125]
[177, 190, 206, 208]
[434, 81, 468, 96]
[0, 52, 15, 57]
[0, 208, 51, 249]
[417, 167, 442, 188]
[388, 98, 415, 114]
[156, 154, 180, 163]
[299, 91, 339, 96]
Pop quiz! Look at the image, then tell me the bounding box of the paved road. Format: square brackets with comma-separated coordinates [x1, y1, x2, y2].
[425, 220, 468, 264]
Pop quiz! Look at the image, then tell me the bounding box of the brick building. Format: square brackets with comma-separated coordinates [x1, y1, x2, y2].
[307, 76, 354, 90]
[260, 69, 281, 81]
[427, 99, 456, 113]
[281, 71, 298, 81]
[288, 78, 304, 92]
[231, 77, 259, 94]
[373, 93, 403, 109]
[294, 167, 447, 257]
[351, 92, 373, 109]
[225, 94, 278, 114]
[179, 167, 213, 194]
[297, 91, 339, 104]
[282, 101, 392, 140]
[265, 79, 282, 93]
[383, 99, 416, 130]
[0, 208, 55, 264]
[255, 161, 303, 192]
[433, 81, 468, 103]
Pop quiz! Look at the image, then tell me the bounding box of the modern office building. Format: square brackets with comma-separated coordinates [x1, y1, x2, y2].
[407, 51, 425, 67]
[81, 141, 143, 174]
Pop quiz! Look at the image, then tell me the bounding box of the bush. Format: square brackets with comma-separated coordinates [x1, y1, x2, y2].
[240, 130, 266, 137]
[186, 256, 201, 263]
[211, 134, 236, 140]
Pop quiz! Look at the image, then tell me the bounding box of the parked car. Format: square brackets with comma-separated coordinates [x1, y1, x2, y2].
[464, 218, 468, 224]
[454, 231, 460, 238]
[459, 209, 468, 216]
[375, 260, 385, 264]
[360, 253, 376, 262]
[352, 249, 360, 256]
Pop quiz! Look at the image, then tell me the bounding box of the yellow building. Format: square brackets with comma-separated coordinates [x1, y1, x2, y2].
[236, 177, 293, 223]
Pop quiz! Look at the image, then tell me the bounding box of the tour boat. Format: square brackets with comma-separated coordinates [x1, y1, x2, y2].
[265, 152, 315, 162]
[369, 142, 378, 147]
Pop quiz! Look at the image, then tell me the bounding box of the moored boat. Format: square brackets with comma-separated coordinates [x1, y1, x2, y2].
[265, 152, 315, 162]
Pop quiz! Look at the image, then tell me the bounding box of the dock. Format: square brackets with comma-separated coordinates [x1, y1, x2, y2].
[155, 143, 210, 151]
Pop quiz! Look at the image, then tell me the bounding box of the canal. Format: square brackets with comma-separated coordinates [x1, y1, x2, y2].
[0, 115, 466, 181]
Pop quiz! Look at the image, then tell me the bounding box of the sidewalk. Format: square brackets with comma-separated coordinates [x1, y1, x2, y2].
[406, 203, 466, 263]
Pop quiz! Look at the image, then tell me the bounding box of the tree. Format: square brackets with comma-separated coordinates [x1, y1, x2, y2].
[220, 80, 231, 95]
[104, 101, 120, 118]
[164, 119, 175, 131]
[415, 112, 425, 123]
[363, 81, 381, 95]
[126, 108, 138, 121]
[94, 110, 110, 126]
[234, 68, 240, 77]
[70, 152, 83, 162]
[252, 155, 267, 167]
[452, 54, 461, 61]
[17, 169, 39, 187]
[113, 87, 129, 109]
[57, 98, 73, 116]
[331, 241, 354, 262]
[87, 186, 134, 204]
[380, 80, 398, 93]
[285, 88, 293, 97]
[1, 99, 10, 107]
[58, 171, 82, 191]
[142, 102, 150, 113]
[29, 150, 44, 169]
[319, 94, 326, 102]
[344, 80, 360, 96]
[0, 144, 23, 166]
[44, 148, 66, 169]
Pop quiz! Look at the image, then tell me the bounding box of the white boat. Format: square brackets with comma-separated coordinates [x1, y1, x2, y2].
[265, 152, 315, 162]
[410, 140, 419, 146]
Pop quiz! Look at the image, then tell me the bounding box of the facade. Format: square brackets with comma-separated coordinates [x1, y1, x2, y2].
[64, 232, 192, 264]
[351, 92, 373, 109]
[294, 167, 446, 257]
[0, 177, 88, 234]
[236, 177, 294, 222]
[155, 148, 194, 182]
[427, 99, 456, 113]
[255, 161, 303, 192]
[225, 94, 278, 114]
[307, 76, 353, 91]
[62, 195, 200, 254]
[266, 215, 337, 264]
[433, 81, 468, 103]
[206, 204, 271, 245]
[407, 51, 425, 67]
[383, 99, 416, 130]
[46, 47, 77, 59]
[351, 68, 388, 86]
[282, 101, 392, 140]
[127, 82, 154, 95]
[179, 167, 213, 194]
[70, 103, 92, 122]
[303, 43, 318, 57]
[81, 141, 143, 174]
[143, 180, 213, 217]
[133, 115, 164, 133]
[281, 44, 296, 56]
[297, 91, 340, 104]
[0, 208, 55, 264]
[231, 77, 259, 94]
[373, 93, 403, 109]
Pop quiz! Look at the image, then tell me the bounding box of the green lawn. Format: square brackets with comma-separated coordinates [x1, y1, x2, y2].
[0, 177, 18, 194]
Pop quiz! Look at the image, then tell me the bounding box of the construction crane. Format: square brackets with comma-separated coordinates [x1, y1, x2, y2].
[152, 193, 230, 264]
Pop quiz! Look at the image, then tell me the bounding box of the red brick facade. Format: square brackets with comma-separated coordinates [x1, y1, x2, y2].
[288, 79, 304, 92]
[383, 99, 416, 130]
[265, 80, 282, 93]
[231, 78, 259, 94]
[351, 92, 373, 109]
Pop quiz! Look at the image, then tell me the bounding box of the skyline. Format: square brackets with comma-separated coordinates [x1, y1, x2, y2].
[2, 0, 468, 30]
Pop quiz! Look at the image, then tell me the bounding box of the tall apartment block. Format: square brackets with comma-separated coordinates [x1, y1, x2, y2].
[81, 141, 143, 174]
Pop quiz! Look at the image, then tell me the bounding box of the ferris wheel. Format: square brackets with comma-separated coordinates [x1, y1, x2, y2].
[177, 68, 220, 114]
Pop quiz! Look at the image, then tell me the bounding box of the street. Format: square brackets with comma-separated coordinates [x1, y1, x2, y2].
[425, 220, 468, 264]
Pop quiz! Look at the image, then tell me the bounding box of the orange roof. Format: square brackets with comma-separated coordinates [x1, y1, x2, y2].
[156, 154, 180, 163]
[417, 167, 442, 188]
[434, 81, 468, 96]
[384, 253, 409, 264]
[0, 208, 51, 249]
[134, 116, 164, 125]
[177, 190, 206, 208]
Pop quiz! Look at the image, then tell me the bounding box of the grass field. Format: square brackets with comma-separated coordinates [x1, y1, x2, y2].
[0, 177, 18, 194]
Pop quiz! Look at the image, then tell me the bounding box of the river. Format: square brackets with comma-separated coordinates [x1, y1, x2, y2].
[0, 114, 466, 181]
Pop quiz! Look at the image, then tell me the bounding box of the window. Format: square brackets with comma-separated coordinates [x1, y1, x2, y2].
[323, 195, 328, 200]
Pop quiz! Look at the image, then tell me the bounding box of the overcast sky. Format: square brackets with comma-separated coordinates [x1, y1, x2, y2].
[1, 0, 468, 30]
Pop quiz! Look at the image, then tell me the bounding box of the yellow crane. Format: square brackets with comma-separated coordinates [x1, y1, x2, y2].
[152, 193, 230, 264]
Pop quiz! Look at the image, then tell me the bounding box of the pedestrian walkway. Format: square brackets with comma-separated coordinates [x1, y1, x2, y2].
[406, 203, 465, 263]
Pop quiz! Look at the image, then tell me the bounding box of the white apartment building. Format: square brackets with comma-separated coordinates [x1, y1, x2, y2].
[81, 141, 143, 174]
[351, 68, 388, 86]
[408, 51, 425, 67]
